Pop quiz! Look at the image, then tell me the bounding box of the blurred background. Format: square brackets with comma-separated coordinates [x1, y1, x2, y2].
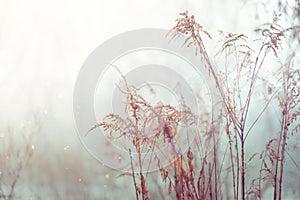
[0, 0, 298, 199]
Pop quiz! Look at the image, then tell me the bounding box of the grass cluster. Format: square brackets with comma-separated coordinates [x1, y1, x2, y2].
[90, 1, 299, 200]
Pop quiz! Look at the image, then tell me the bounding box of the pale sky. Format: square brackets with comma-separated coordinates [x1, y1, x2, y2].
[0, 0, 260, 146]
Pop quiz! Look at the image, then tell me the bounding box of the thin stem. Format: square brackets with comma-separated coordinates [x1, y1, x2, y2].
[226, 120, 237, 200]
[213, 128, 218, 200]
[285, 150, 300, 173]
[244, 87, 280, 141]
[241, 139, 246, 200]
[241, 47, 269, 130]
[129, 149, 139, 200]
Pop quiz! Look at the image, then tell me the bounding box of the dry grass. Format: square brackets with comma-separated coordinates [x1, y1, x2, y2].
[90, 2, 300, 200]
[0, 126, 37, 200]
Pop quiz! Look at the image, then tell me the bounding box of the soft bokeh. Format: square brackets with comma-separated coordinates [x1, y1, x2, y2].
[0, 0, 298, 199]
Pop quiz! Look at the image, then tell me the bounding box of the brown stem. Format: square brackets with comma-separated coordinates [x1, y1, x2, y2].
[129, 149, 139, 200]
[278, 110, 288, 199]
[241, 139, 246, 200]
[235, 131, 240, 200]
[226, 121, 237, 200]
[213, 132, 218, 200]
